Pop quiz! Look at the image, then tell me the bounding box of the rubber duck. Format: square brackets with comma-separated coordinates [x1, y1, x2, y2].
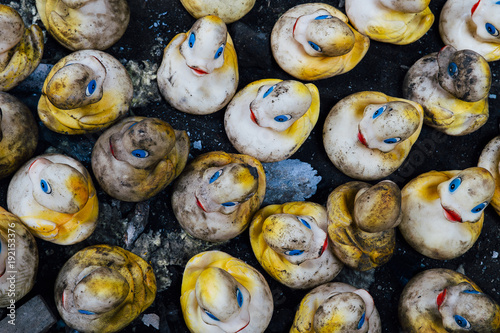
[399, 268, 500, 332]
[224, 79, 320, 162]
[345, 0, 434, 45]
[179, 0, 255, 23]
[38, 50, 133, 135]
[181, 250, 273, 333]
[404, 45, 491, 136]
[157, 15, 238, 115]
[171, 151, 266, 242]
[290, 282, 382, 333]
[54, 244, 156, 333]
[91, 116, 190, 202]
[399, 167, 495, 260]
[7, 153, 99, 245]
[0, 92, 38, 180]
[36, 0, 130, 51]
[323, 91, 424, 181]
[326, 180, 402, 271]
[270, 3, 370, 80]
[0, 207, 38, 308]
[249, 201, 343, 289]
[478, 136, 500, 216]
[0, 5, 44, 91]
[440, 0, 500, 62]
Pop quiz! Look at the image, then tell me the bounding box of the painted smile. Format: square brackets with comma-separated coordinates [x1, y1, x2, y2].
[358, 131, 368, 147]
[436, 288, 446, 309]
[196, 197, 206, 212]
[250, 108, 259, 125]
[442, 205, 462, 222]
[189, 66, 208, 75]
[236, 321, 250, 332]
[319, 237, 328, 256]
[109, 138, 117, 159]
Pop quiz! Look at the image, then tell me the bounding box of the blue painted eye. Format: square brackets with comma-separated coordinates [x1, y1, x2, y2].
[78, 310, 96, 315]
[314, 15, 333, 20]
[188, 32, 195, 48]
[308, 41, 322, 52]
[454, 315, 471, 329]
[485, 23, 499, 36]
[383, 138, 401, 144]
[205, 310, 219, 321]
[40, 179, 52, 194]
[222, 202, 237, 207]
[214, 45, 224, 59]
[209, 170, 223, 184]
[236, 288, 243, 307]
[449, 177, 462, 193]
[463, 290, 481, 294]
[263, 85, 274, 98]
[357, 312, 366, 329]
[448, 62, 458, 77]
[274, 115, 292, 122]
[372, 105, 387, 119]
[127, 122, 138, 130]
[299, 218, 311, 229]
[284, 249, 304, 256]
[86, 79, 96, 96]
[131, 149, 149, 158]
[471, 202, 487, 214]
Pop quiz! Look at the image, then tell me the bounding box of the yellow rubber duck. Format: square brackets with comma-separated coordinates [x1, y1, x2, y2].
[323, 91, 424, 180]
[172, 151, 266, 242]
[181, 250, 273, 333]
[399, 268, 500, 332]
[0, 207, 38, 308]
[478, 135, 500, 216]
[249, 201, 343, 289]
[399, 167, 495, 260]
[404, 45, 491, 136]
[91, 116, 190, 202]
[54, 244, 156, 333]
[270, 3, 369, 80]
[38, 50, 133, 135]
[0, 92, 38, 180]
[7, 153, 99, 245]
[36, 0, 130, 51]
[180, 0, 255, 23]
[224, 79, 320, 162]
[157, 15, 238, 115]
[345, 0, 434, 45]
[440, 0, 500, 62]
[326, 180, 402, 271]
[0, 5, 43, 91]
[290, 282, 382, 333]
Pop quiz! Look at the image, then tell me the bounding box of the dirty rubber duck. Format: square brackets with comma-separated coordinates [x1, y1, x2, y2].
[91, 116, 190, 202]
[270, 3, 370, 81]
[326, 180, 402, 271]
[440, 0, 500, 62]
[290, 282, 382, 333]
[399, 268, 500, 333]
[179, 0, 255, 23]
[181, 250, 273, 333]
[224, 79, 320, 162]
[345, 0, 434, 45]
[7, 153, 99, 245]
[36, 0, 130, 51]
[323, 91, 424, 181]
[404, 45, 491, 136]
[249, 201, 343, 289]
[54, 244, 156, 333]
[0, 207, 38, 308]
[0, 92, 38, 180]
[171, 151, 266, 242]
[399, 167, 495, 260]
[478, 135, 500, 216]
[157, 15, 238, 115]
[0, 4, 44, 91]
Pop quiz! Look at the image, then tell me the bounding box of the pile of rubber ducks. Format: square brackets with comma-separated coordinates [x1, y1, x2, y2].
[1, 0, 500, 332]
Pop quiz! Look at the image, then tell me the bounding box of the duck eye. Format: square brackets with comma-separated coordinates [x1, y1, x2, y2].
[263, 85, 275, 98]
[463, 290, 481, 294]
[127, 122, 139, 130]
[236, 288, 243, 307]
[372, 105, 387, 119]
[274, 115, 292, 122]
[205, 310, 219, 321]
[308, 41, 322, 52]
[314, 15, 333, 20]
[188, 32, 196, 48]
[214, 45, 224, 59]
[209, 169, 223, 184]
[78, 310, 96, 315]
[299, 218, 311, 229]
[86, 79, 97, 96]
[448, 62, 458, 77]
[40, 179, 52, 194]
[222, 202, 237, 207]
[485, 23, 499, 36]
[471, 202, 487, 213]
[454, 315, 471, 329]
[131, 149, 149, 158]
[383, 137, 401, 144]
[284, 249, 304, 256]
[449, 177, 462, 193]
[357, 312, 366, 329]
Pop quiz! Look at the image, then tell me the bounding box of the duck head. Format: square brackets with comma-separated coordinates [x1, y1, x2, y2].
[358, 101, 420, 153]
[470, 0, 500, 43]
[0, 6, 24, 61]
[378, 0, 431, 13]
[437, 167, 495, 223]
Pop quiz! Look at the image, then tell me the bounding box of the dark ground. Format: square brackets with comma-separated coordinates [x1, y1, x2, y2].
[1, 0, 500, 332]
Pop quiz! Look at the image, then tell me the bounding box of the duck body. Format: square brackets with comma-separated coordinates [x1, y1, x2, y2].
[7, 153, 99, 245]
[179, 0, 255, 23]
[0, 92, 38, 179]
[399, 268, 500, 332]
[404, 45, 491, 136]
[157, 15, 238, 115]
[290, 282, 382, 333]
[345, 0, 434, 45]
[326, 180, 402, 271]
[171, 151, 265, 242]
[91, 116, 190, 202]
[38, 49, 133, 135]
[0, 5, 44, 91]
[36, 0, 130, 51]
[323, 91, 423, 180]
[181, 250, 273, 333]
[224, 79, 319, 162]
[478, 136, 500, 215]
[270, 3, 369, 80]
[249, 201, 343, 289]
[54, 244, 156, 333]
[399, 167, 495, 260]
